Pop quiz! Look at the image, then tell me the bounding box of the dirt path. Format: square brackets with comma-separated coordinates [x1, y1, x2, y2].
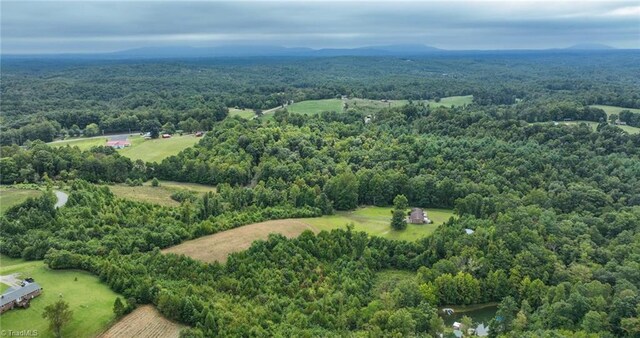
[163, 219, 317, 263]
[0, 273, 22, 287]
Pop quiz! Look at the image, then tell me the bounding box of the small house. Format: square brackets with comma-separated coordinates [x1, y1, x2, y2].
[0, 282, 43, 314]
[162, 134, 172, 138]
[195, 131, 204, 137]
[408, 208, 432, 224]
[615, 119, 627, 126]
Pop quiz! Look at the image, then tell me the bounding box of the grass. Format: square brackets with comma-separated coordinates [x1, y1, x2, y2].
[305, 206, 455, 242]
[0, 188, 43, 214]
[0, 282, 10, 293]
[118, 135, 201, 163]
[561, 120, 640, 135]
[590, 104, 640, 117]
[99, 305, 183, 338]
[49, 134, 202, 163]
[48, 137, 109, 151]
[345, 98, 409, 114]
[285, 99, 345, 115]
[427, 95, 474, 108]
[0, 255, 120, 338]
[229, 108, 256, 119]
[107, 180, 216, 207]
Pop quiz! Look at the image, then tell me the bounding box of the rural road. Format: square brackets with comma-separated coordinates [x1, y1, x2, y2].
[54, 190, 69, 208]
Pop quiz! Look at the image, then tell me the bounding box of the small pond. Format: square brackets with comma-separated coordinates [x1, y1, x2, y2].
[439, 303, 498, 329]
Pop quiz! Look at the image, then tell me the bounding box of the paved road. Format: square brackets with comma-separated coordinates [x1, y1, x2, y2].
[54, 190, 69, 208]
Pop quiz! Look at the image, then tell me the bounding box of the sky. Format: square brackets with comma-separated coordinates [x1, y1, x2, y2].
[1, 0, 639, 54]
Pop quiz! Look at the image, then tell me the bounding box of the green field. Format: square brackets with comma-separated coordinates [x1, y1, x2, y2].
[305, 206, 455, 242]
[108, 180, 216, 207]
[284, 99, 345, 115]
[0, 188, 43, 214]
[49, 134, 202, 163]
[48, 137, 109, 150]
[427, 95, 474, 108]
[229, 108, 256, 119]
[590, 104, 640, 117]
[345, 98, 409, 113]
[563, 120, 640, 135]
[118, 135, 201, 163]
[0, 256, 120, 338]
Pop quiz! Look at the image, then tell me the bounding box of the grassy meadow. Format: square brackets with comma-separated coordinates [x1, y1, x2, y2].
[427, 95, 474, 108]
[49, 134, 202, 163]
[107, 180, 216, 207]
[306, 206, 455, 242]
[0, 187, 43, 214]
[285, 99, 344, 115]
[229, 108, 256, 119]
[590, 104, 640, 117]
[0, 256, 120, 338]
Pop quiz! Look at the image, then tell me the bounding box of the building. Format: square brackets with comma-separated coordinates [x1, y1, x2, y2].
[0, 282, 43, 314]
[408, 208, 432, 224]
[162, 134, 172, 138]
[195, 131, 204, 137]
[106, 140, 131, 149]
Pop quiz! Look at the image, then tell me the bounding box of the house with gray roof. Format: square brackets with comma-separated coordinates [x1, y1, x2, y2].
[0, 282, 42, 314]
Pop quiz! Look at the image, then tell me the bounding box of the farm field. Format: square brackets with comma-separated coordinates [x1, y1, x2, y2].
[163, 219, 318, 263]
[164, 207, 454, 263]
[0, 256, 120, 338]
[98, 305, 183, 338]
[427, 95, 473, 108]
[107, 180, 216, 207]
[0, 187, 42, 214]
[590, 104, 640, 116]
[345, 98, 409, 113]
[229, 108, 256, 119]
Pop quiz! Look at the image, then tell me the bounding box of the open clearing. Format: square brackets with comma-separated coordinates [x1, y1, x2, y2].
[164, 207, 454, 263]
[0, 255, 120, 338]
[556, 120, 639, 135]
[118, 135, 201, 163]
[285, 99, 345, 115]
[98, 305, 183, 338]
[427, 95, 473, 108]
[163, 219, 318, 263]
[590, 104, 640, 117]
[49, 134, 201, 163]
[107, 180, 216, 207]
[229, 108, 256, 119]
[0, 188, 42, 214]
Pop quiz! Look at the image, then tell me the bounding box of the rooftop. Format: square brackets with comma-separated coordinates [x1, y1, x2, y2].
[1, 282, 42, 307]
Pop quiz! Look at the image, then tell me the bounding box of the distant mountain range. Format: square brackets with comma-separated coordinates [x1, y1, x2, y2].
[3, 43, 624, 59]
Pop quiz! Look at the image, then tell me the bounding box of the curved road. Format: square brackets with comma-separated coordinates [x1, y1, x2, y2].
[54, 190, 69, 208]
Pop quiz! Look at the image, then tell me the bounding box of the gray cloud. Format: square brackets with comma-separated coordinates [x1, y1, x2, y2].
[1, 1, 639, 53]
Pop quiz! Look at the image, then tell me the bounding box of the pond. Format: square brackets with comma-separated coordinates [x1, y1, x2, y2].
[439, 303, 498, 330]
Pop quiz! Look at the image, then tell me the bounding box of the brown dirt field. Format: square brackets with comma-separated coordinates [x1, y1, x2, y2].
[98, 305, 183, 338]
[162, 219, 318, 263]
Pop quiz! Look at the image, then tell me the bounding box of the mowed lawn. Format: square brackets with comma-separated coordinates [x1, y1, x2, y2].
[0, 188, 42, 214]
[229, 108, 256, 119]
[108, 180, 216, 207]
[0, 256, 120, 338]
[306, 206, 455, 242]
[590, 104, 640, 117]
[118, 135, 201, 163]
[49, 134, 202, 163]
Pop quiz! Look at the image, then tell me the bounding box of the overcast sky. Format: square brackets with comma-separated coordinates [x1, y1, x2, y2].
[2, 0, 639, 54]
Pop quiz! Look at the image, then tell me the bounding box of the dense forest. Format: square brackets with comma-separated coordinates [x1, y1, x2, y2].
[2, 51, 640, 145]
[1, 52, 640, 337]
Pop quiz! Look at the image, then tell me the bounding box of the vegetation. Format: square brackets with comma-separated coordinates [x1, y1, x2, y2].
[1, 52, 640, 337]
[42, 300, 74, 338]
[118, 135, 201, 163]
[0, 256, 120, 338]
[0, 187, 42, 214]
